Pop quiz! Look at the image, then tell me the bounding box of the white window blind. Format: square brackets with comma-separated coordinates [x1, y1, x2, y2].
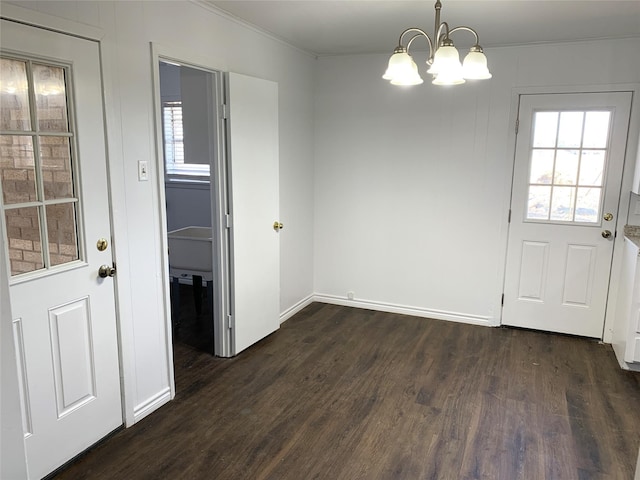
[163, 102, 184, 169]
[163, 101, 209, 178]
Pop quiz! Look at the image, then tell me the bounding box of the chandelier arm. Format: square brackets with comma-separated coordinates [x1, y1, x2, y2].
[398, 27, 434, 54]
[436, 21, 451, 45]
[448, 26, 481, 46]
[406, 34, 435, 59]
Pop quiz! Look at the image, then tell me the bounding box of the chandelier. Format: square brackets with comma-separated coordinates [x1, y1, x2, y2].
[383, 0, 492, 86]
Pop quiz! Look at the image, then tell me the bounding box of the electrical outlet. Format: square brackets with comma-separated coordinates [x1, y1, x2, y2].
[347, 291, 355, 300]
[138, 160, 149, 181]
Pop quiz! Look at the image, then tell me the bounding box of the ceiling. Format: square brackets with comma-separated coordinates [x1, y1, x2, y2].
[204, 0, 640, 56]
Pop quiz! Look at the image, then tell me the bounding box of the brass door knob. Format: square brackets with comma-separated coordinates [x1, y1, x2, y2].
[601, 230, 612, 239]
[96, 238, 108, 251]
[273, 221, 284, 231]
[98, 264, 116, 278]
[603, 213, 613, 221]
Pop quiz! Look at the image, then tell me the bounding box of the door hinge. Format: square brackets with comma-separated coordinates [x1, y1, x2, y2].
[220, 103, 228, 119]
[225, 214, 232, 228]
[508, 209, 512, 223]
[501, 293, 505, 306]
[227, 314, 234, 330]
[515, 118, 519, 134]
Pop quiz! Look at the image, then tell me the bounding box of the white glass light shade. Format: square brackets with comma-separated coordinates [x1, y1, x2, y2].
[427, 45, 462, 75]
[432, 71, 465, 85]
[462, 50, 492, 79]
[383, 52, 423, 85]
[429, 46, 464, 85]
[391, 60, 423, 85]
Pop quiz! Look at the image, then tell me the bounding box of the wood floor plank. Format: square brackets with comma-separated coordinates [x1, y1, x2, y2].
[53, 304, 640, 480]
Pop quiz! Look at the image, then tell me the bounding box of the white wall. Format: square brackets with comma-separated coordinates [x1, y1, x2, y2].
[1, 0, 316, 432]
[314, 38, 640, 327]
[159, 62, 180, 101]
[165, 183, 211, 232]
[181, 67, 213, 167]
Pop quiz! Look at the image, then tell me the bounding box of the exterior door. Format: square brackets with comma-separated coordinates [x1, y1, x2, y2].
[226, 72, 280, 355]
[503, 92, 632, 337]
[0, 20, 122, 478]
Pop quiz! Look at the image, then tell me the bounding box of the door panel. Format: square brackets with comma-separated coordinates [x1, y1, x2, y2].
[563, 244, 595, 306]
[1, 20, 121, 479]
[517, 240, 549, 301]
[503, 92, 632, 337]
[49, 297, 96, 416]
[226, 72, 280, 355]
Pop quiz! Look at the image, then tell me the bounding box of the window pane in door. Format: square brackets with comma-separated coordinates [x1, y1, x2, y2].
[575, 187, 601, 223]
[46, 202, 79, 266]
[527, 185, 551, 220]
[32, 63, 68, 132]
[0, 58, 31, 131]
[550, 186, 575, 221]
[578, 151, 605, 186]
[583, 112, 611, 148]
[5, 206, 44, 275]
[1, 57, 83, 277]
[533, 112, 558, 148]
[554, 150, 579, 185]
[557, 112, 584, 148]
[41, 136, 73, 200]
[526, 107, 612, 224]
[0, 136, 37, 205]
[529, 149, 554, 184]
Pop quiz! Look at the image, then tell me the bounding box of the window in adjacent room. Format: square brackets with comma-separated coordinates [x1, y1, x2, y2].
[159, 61, 212, 180]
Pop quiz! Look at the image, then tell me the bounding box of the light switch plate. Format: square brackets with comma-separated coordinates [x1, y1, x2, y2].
[138, 160, 149, 181]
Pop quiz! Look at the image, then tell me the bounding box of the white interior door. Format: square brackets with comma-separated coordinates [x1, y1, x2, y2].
[1, 21, 122, 478]
[503, 92, 632, 337]
[226, 72, 280, 355]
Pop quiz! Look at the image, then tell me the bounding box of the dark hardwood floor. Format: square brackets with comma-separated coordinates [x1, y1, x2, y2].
[55, 303, 640, 479]
[172, 283, 214, 355]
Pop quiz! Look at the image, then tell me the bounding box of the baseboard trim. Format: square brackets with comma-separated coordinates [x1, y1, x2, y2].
[312, 294, 494, 326]
[133, 387, 171, 423]
[280, 294, 314, 324]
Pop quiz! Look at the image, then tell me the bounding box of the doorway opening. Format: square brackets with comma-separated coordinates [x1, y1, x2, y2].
[156, 58, 230, 357]
[153, 52, 282, 362]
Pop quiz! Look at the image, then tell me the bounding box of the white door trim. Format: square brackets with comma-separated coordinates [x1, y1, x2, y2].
[0, 3, 104, 41]
[501, 84, 640, 344]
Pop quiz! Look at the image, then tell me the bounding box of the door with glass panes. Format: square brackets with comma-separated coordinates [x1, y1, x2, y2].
[1, 20, 121, 479]
[503, 92, 632, 337]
